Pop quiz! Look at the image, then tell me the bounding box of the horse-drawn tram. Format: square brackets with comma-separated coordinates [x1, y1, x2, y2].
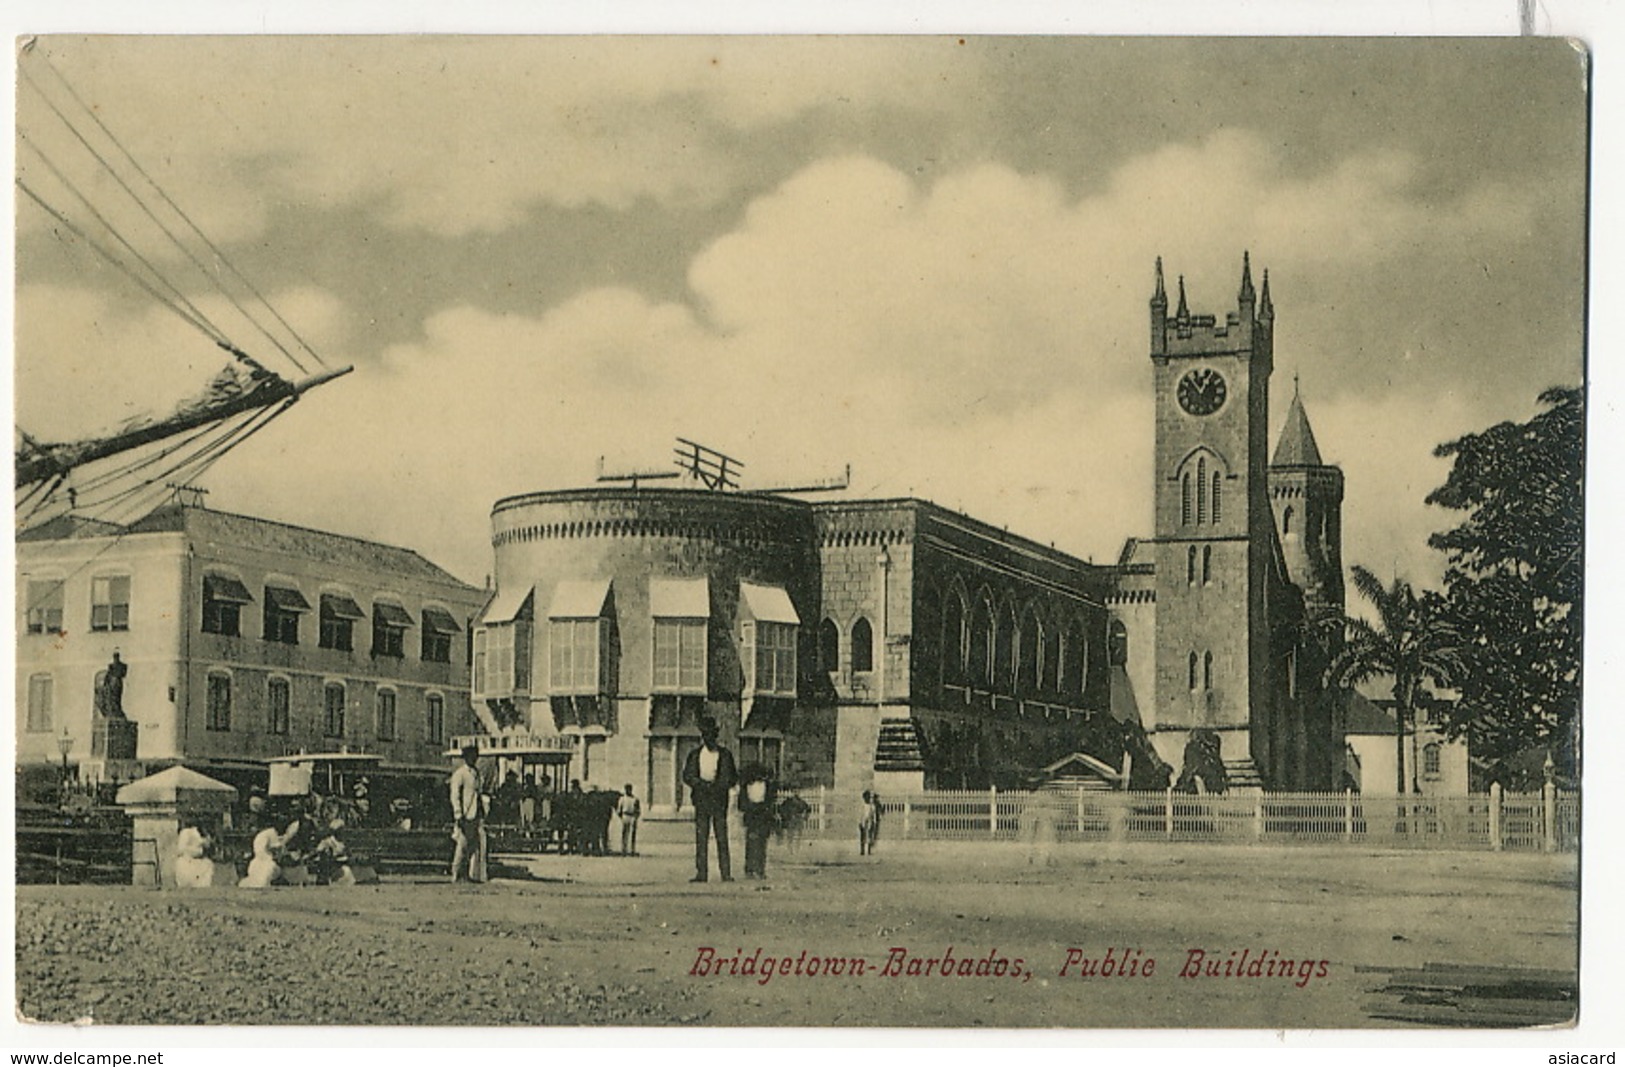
[446, 733, 585, 854]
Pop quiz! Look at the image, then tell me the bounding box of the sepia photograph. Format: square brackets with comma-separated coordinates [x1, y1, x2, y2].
[9, 32, 1589, 1033]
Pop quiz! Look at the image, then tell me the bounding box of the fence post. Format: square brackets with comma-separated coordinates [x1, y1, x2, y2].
[990, 785, 998, 839]
[817, 785, 826, 834]
[1344, 789, 1354, 842]
[1077, 785, 1085, 836]
[1542, 780, 1557, 853]
[1489, 782, 1502, 851]
[902, 798, 911, 840]
[1253, 793, 1264, 842]
[1164, 788, 1173, 839]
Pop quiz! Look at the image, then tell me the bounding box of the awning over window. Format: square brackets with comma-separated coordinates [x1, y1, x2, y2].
[264, 586, 312, 612]
[421, 606, 462, 633]
[547, 579, 612, 620]
[739, 581, 800, 625]
[650, 577, 709, 618]
[373, 601, 415, 628]
[479, 584, 534, 626]
[203, 575, 253, 604]
[321, 593, 365, 620]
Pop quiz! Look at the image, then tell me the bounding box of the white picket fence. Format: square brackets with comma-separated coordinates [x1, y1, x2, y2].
[800, 784, 1578, 852]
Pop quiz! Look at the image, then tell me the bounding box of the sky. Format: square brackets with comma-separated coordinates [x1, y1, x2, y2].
[12, 35, 1588, 592]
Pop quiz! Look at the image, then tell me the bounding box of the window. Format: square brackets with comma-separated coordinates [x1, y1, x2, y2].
[1211, 473, 1222, 523]
[1188, 652, 1199, 692]
[969, 597, 994, 686]
[206, 673, 232, 732]
[1202, 545, 1213, 585]
[202, 575, 252, 636]
[267, 678, 290, 735]
[653, 619, 707, 694]
[91, 575, 131, 632]
[550, 618, 604, 695]
[421, 607, 460, 664]
[1196, 458, 1208, 524]
[1187, 545, 1198, 585]
[263, 586, 309, 645]
[818, 618, 839, 671]
[26, 673, 53, 733]
[942, 592, 967, 682]
[372, 601, 413, 659]
[376, 690, 397, 741]
[1423, 742, 1442, 779]
[473, 629, 488, 694]
[746, 621, 797, 697]
[324, 683, 347, 737]
[1181, 473, 1193, 525]
[851, 617, 874, 673]
[1203, 651, 1214, 691]
[1283, 506, 1295, 536]
[319, 593, 363, 651]
[427, 694, 446, 745]
[26, 580, 64, 635]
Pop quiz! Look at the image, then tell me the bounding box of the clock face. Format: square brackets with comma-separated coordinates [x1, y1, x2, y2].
[1178, 368, 1228, 416]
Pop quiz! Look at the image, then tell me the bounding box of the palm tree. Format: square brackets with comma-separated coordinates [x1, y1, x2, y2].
[1331, 566, 1464, 794]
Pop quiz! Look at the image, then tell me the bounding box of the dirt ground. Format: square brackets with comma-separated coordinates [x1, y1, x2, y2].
[13, 825, 1580, 1030]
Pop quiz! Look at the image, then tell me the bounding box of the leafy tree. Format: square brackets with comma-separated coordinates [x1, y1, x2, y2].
[1330, 566, 1464, 793]
[1426, 387, 1583, 776]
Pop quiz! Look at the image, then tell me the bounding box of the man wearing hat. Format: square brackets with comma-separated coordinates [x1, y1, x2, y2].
[449, 744, 486, 883]
[680, 716, 738, 883]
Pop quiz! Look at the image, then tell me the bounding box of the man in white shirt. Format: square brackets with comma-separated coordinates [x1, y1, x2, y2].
[616, 784, 642, 856]
[680, 716, 738, 882]
[449, 744, 485, 883]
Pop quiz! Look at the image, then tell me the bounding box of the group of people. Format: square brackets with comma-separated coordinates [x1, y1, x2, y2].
[681, 716, 813, 882]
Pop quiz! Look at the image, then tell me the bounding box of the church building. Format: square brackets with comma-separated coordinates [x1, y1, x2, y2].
[1110, 255, 1346, 791]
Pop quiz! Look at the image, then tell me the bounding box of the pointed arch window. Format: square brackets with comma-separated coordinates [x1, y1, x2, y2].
[1211, 473, 1222, 523]
[1283, 505, 1295, 536]
[1188, 652, 1199, 692]
[1181, 473, 1193, 525]
[1203, 651, 1214, 691]
[942, 591, 967, 683]
[969, 597, 994, 686]
[1187, 545, 1198, 585]
[1196, 458, 1208, 524]
[818, 618, 840, 671]
[1202, 545, 1213, 585]
[851, 617, 874, 673]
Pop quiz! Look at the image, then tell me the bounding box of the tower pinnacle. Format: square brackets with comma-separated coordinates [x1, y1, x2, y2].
[1152, 256, 1167, 308]
[1260, 268, 1274, 323]
[1176, 275, 1189, 320]
[1239, 250, 1255, 305]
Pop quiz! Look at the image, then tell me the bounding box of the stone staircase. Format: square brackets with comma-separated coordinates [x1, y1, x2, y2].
[1223, 758, 1265, 790]
[873, 718, 927, 773]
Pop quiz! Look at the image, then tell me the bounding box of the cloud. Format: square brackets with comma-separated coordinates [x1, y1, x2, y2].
[20, 127, 1570, 592]
[19, 37, 979, 242]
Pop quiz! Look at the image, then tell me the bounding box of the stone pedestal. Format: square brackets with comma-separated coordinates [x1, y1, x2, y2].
[116, 767, 238, 888]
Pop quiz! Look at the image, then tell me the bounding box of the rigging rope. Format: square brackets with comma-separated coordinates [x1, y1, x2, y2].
[27, 56, 327, 374]
[16, 179, 227, 344]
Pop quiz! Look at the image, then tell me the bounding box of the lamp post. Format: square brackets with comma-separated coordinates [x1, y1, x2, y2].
[56, 727, 73, 800]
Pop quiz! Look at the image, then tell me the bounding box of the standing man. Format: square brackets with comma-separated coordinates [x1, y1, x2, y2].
[449, 744, 485, 883]
[617, 784, 642, 856]
[680, 716, 737, 883]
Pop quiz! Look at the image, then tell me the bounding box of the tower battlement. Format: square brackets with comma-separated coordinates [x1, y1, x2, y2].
[1150, 254, 1273, 368]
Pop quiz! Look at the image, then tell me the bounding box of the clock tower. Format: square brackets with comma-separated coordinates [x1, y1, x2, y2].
[1146, 254, 1276, 773]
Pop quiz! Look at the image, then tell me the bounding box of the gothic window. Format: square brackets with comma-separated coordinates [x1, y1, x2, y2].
[995, 605, 1017, 688]
[1203, 651, 1214, 691]
[1283, 505, 1295, 536]
[851, 617, 874, 673]
[942, 591, 967, 683]
[1182, 473, 1193, 525]
[1044, 623, 1061, 691]
[1018, 609, 1042, 692]
[818, 618, 840, 671]
[1203, 545, 1213, 585]
[969, 596, 994, 686]
[1196, 458, 1208, 524]
[1187, 545, 1198, 585]
[1212, 473, 1222, 523]
[1188, 652, 1199, 691]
